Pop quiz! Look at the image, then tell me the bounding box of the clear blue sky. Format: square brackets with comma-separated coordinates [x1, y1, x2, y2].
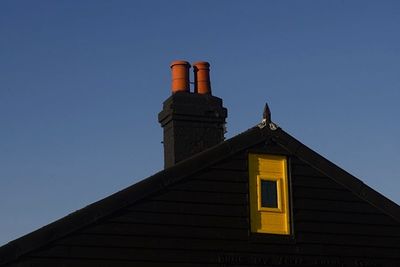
[1, 0, 399, 246]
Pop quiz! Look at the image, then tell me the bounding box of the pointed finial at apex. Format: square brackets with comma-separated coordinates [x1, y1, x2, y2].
[263, 102, 271, 123]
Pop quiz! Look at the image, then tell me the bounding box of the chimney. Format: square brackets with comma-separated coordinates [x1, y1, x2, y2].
[158, 60, 228, 168]
[193, 61, 211, 94]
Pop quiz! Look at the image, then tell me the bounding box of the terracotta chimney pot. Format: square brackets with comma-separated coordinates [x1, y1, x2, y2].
[193, 61, 211, 95]
[170, 60, 191, 94]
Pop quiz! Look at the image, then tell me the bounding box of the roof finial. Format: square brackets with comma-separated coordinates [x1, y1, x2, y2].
[258, 102, 278, 130]
[263, 102, 271, 123]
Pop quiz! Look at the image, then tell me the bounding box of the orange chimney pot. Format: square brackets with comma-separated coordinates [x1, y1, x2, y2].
[193, 61, 211, 95]
[170, 60, 191, 94]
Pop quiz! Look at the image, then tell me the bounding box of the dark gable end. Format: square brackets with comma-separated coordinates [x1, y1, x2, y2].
[1, 125, 400, 267]
[2, 61, 400, 266]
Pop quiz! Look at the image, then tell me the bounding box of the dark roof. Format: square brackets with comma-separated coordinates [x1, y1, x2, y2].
[1, 123, 400, 266]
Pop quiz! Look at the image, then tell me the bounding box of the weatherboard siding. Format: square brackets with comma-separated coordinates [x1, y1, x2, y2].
[7, 148, 400, 266]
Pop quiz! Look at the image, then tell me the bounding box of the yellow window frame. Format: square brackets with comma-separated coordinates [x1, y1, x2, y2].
[249, 154, 290, 235]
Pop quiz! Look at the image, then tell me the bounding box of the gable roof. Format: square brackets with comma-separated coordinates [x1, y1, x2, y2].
[1, 123, 400, 266]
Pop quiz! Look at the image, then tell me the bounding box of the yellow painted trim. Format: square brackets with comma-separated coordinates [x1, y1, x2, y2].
[249, 154, 290, 235]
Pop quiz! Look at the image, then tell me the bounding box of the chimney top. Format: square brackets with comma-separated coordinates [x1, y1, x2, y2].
[193, 61, 211, 95]
[170, 60, 190, 67]
[192, 61, 210, 68]
[170, 60, 191, 94]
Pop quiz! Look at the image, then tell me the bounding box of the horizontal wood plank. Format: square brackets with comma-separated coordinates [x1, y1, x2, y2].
[192, 169, 248, 182]
[18, 258, 221, 267]
[293, 198, 382, 214]
[294, 210, 399, 225]
[291, 164, 325, 177]
[295, 221, 400, 237]
[211, 158, 247, 171]
[292, 175, 343, 189]
[150, 190, 248, 205]
[127, 200, 248, 217]
[170, 179, 248, 193]
[81, 222, 249, 240]
[107, 210, 248, 229]
[297, 232, 400, 248]
[293, 186, 361, 202]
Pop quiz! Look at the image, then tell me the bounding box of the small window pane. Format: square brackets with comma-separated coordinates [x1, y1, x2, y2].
[261, 180, 278, 208]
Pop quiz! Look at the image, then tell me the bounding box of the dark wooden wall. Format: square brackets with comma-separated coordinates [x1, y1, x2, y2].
[8, 144, 400, 267]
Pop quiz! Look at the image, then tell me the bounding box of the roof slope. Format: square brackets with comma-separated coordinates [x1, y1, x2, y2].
[1, 124, 399, 266]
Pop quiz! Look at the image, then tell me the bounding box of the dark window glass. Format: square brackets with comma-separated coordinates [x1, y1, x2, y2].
[261, 180, 278, 208]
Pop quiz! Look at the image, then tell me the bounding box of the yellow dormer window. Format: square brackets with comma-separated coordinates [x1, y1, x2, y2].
[249, 154, 290, 235]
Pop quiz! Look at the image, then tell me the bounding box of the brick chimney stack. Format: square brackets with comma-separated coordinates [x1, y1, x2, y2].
[158, 60, 228, 168]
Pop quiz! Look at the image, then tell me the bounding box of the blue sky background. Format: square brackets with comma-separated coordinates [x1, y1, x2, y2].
[1, 0, 399, 246]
